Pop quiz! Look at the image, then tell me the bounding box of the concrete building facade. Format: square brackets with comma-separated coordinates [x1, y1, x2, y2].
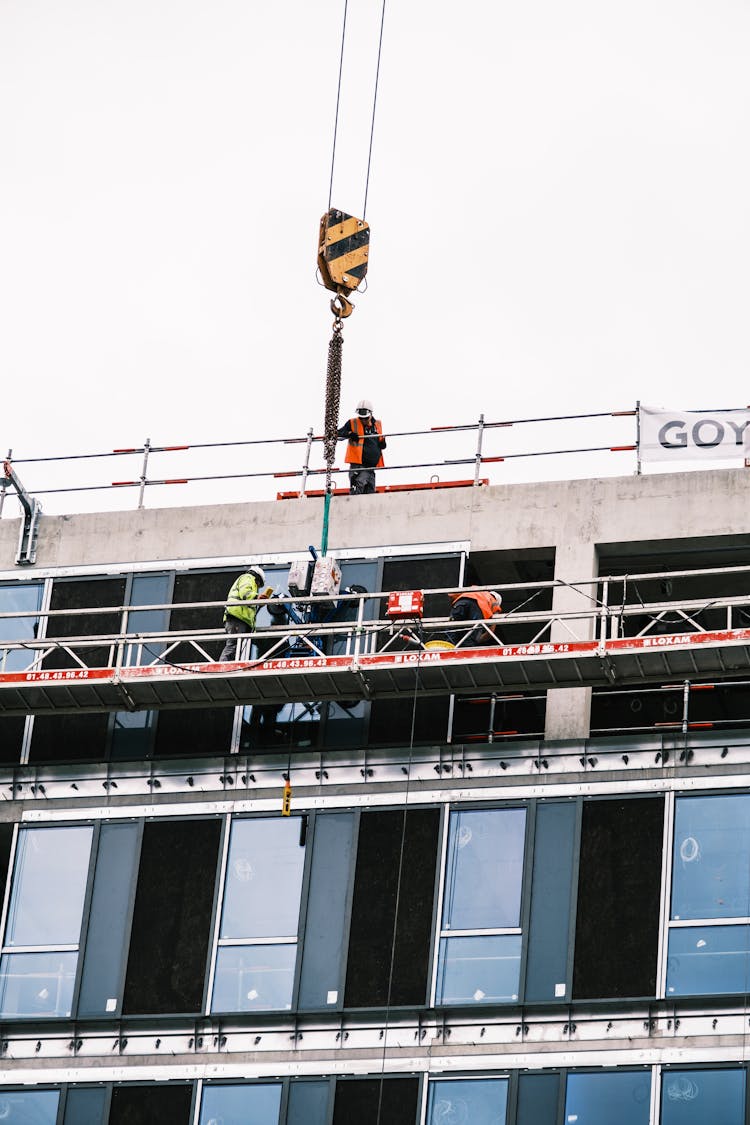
[0, 469, 749, 1123]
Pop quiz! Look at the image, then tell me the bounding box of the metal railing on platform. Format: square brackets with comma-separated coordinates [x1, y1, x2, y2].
[0, 408, 639, 515]
[2, 566, 750, 716]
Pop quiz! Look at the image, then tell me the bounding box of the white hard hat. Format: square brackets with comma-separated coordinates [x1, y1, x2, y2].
[491, 591, 502, 605]
[248, 564, 266, 585]
[356, 399, 374, 416]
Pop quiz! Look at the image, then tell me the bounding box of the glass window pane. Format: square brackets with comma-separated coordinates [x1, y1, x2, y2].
[565, 1071, 650, 1125]
[0, 1089, 59, 1124]
[661, 1068, 745, 1125]
[6, 826, 93, 946]
[199, 1083, 282, 1124]
[125, 573, 171, 665]
[443, 809, 526, 930]
[667, 925, 750, 996]
[0, 583, 43, 673]
[428, 1078, 508, 1125]
[672, 795, 750, 920]
[220, 818, 305, 939]
[287, 1081, 329, 1125]
[211, 944, 297, 1012]
[436, 935, 521, 1004]
[0, 951, 78, 1017]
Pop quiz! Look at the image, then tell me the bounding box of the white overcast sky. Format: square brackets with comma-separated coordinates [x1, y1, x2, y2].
[1, 0, 749, 514]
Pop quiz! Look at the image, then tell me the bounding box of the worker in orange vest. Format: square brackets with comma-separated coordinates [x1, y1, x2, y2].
[337, 399, 386, 494]
[426, 588, 503, 650]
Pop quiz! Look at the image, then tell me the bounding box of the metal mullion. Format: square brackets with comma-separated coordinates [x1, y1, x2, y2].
[4, 943, 79, 954]
[564, 798, 583, 1003]
[279, 1076, 291, 1125]
[429, 803, 451, 1008]
[192, 1077, 203, 1125]
[21, 577, 53, 765]
[656, 792, 676, 1000]
[217, 935, 298, 947]
[290, 811, 314, 1013]
[0, 823, 21, 951]
[669, 916, 750, 927]
[649, 1063, 661, 1125]
[334, 806, 360, 1012]
[418, 1070, 429, 1125]
[517, 798, 536, 1005]
[438, 927, 522, 939]
[69, 813, 103, 1022]
[203, 811, 232, 1016]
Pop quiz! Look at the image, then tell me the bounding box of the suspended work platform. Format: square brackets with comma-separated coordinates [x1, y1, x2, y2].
[2, 625, 750, 716]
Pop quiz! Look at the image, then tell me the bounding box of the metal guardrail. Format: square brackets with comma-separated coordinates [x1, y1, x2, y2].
[1, 569, 750, 719]
[0, 408, 639, 514]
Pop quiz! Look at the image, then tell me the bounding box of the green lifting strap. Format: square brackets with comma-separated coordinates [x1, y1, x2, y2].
[321, 489, 331, 556]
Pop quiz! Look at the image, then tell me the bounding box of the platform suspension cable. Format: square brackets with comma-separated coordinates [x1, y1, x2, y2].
[375, 647, 422, 1125]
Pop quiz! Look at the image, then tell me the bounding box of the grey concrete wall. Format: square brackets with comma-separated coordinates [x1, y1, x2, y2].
[2, 468, 749, 572]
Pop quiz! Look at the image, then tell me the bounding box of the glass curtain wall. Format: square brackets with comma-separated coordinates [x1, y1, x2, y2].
[0, 826, 93, 1017]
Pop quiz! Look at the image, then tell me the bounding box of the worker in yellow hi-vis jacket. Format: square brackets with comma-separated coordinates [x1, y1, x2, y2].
[219, 564, 267, 662]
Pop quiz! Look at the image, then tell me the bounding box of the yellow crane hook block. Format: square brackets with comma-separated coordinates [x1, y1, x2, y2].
[318, 208, 370, 318]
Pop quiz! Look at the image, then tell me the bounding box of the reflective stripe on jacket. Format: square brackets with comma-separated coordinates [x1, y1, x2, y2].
[224, 573, 260, 627]
[343, 416, 385, 467]
[449, 590, 502, 619]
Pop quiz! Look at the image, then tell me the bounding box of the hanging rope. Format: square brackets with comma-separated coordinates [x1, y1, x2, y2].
[327, 0, 349, 211]
[363, 0, 387, 219]
[375, 649, 423, 1125]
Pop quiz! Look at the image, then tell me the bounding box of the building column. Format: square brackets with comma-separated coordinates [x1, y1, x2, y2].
[544, 539, 598, 741]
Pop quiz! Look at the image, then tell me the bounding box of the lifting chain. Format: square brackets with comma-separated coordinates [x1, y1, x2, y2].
[323, 314, 344, 493]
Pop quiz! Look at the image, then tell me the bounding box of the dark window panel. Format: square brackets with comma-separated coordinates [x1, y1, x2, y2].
[108, 1085, 192, 1125]
[516, 1072, 560, 1125]
[369, 696, 450, 746]
[0, 717, 25, 764]
[333, 1078, 419, 1125]
[345, 808, 439, 1008]
[153, 706, 234, 758]
[573, 797, 664, 999]
[44, 578, 126, 670]
[170, 571, 230, 663]
[123, 819, 221, 1015]
[78, 822, 141, 1019]
[287, 1081, 330, 1125]
[298, 812, 356, 1010]
[63, 1086, 107, 1125]
[382, 556, 461, 619]
[0, 823, 14, 908]
[29, 713, 110, 764]
[525, 801, 577, 1002]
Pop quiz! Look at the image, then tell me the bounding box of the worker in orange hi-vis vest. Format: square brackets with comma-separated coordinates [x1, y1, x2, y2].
[337, 399, 386, 494]
[426, 589, 503, 651]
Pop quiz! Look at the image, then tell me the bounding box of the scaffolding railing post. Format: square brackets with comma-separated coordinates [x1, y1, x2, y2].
[137, 438, 151, 510]
[473, 414, 485, 486]
[488, 693, 497, 744]
[599, 579, 609, 646]
[300, 428, 314, 496]
[0, 449, 10, 520]
[635, 400, 642, 476]
[352, 590, 366, 662]
[681, 680, 690, 736]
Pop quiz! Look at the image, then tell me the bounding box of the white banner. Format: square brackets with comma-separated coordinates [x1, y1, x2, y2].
[639, 405, 750, 464]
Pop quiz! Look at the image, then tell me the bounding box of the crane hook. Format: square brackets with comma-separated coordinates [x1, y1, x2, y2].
[330, 292, 354, 320]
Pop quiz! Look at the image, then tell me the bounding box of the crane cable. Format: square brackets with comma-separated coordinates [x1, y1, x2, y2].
[321, 0, 387, 554]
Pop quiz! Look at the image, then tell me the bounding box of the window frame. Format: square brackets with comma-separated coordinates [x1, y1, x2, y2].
[0, 821, 97, 1021]
[662, 789, 750, 1000]
[430, 800, 537, 1009]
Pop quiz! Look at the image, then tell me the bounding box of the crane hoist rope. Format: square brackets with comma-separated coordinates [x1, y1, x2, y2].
[318, 0, 386, 554]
